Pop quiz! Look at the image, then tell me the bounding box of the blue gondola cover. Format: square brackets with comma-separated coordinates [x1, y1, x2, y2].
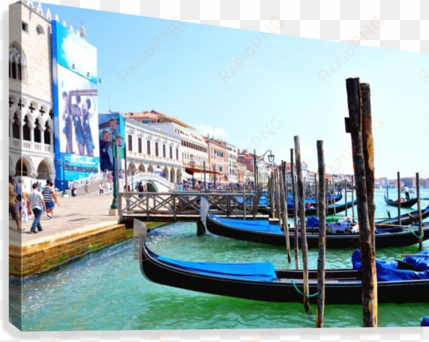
[422, 317, 429, 326]
[403, 250, 429, 271]
[209, 214, 283, 234]
[352, 249, 429, 282]
[158, 256, 278, 282]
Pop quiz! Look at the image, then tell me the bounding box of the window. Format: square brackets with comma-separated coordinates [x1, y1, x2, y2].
[36, 25, 44, 36]
[147, 140, 151, 155]
[44, 122, 51, 145]
[9, 43, 26, 82]
[155, 142, 159, 156]
[170, 146, 173, 159]
[138, 138, 142, 153]
[22, 22, 28, 32]
[163, 144, 166, 157]
[128, 135, 132, 151]
[176, 149, 179, 160]
[34, 119, 41, 143]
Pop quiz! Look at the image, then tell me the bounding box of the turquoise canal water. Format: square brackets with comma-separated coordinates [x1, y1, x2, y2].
[12, 189, 429, 331]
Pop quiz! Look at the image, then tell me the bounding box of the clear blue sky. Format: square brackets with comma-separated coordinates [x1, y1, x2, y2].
[45, 3, 429, 179]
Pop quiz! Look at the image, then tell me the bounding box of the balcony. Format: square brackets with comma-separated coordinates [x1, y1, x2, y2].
[10, 137, 53, 154]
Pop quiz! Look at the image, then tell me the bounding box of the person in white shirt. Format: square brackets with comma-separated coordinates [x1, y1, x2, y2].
[404, 186, 410, 201]
[27, 183, 46, 234]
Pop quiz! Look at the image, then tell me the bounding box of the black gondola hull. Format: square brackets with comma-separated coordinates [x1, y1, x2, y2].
[206, 215, 429, 248]
[140, 241, 429, 304]
[384, 196, 418, 208]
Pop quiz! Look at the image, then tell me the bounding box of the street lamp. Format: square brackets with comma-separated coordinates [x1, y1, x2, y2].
[102, 128, 123, 215]
[57, 154, 68, 196]
[253, 149, 275, 189]
[189, 160, 196, 189]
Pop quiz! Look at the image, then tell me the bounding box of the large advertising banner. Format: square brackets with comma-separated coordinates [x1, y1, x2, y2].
[98, 113, 126, 172]
[52, 21, 99, 189]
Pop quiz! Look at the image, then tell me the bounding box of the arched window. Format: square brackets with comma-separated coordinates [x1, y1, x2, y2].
[44, 122, 51, 145]
[34, 119, 42, 143]
[9, 43, 27, 82]
[12, 112, 20, 139]
[23, 116, 31, 141]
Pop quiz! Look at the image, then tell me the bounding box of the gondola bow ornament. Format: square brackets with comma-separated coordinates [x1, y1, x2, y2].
[133, 219, 147, 261]
[200, 197, 210, 230]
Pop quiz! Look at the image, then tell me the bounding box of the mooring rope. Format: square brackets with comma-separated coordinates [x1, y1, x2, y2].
[291, 279, 318, 297]
[403, 229, 424, 239]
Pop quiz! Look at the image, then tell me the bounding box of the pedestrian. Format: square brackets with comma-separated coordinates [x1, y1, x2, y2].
[404, 186, 411, 201]
[106, 181, 111, 195]
[9, 176, 23, 232]
[42, 180, 59, 219]
[27, 182, 46, 234]
[14, 177, 23, 219]
[99, 182, 105, 195]
[138, 181, 145, 200]
[71, 181, 77, 197]
[84, 182, 90, 194]
[22, 184, 30, 222]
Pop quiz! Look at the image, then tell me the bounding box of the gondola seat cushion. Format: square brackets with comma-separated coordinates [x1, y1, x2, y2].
[158, 256, 278, 282]
[352, 250, 429, 282]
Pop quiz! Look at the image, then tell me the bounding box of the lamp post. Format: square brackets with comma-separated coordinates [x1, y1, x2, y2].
[58, 154, 68, 196]
[213, 163, 217, 190]
[102, 125, 123, 215]
[254, 149, 275, 190]
[131, 166, 135, 192]
[190, 160, 196, 189]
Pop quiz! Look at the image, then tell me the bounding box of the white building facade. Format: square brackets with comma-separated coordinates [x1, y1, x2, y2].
[9, 1, 89, 183]
[149, 122, 209, 181]
[226, 142, 238, 183]
[125, 119, 183, 184]
[9, 1, 58, 180]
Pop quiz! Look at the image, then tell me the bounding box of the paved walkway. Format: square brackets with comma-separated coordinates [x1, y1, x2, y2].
[9, 191, 119, 244]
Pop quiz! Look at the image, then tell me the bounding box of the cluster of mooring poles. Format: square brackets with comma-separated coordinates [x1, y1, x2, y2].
[264, 77, 426, 328]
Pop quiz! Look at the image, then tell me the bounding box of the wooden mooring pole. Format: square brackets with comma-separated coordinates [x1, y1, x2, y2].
[316, 141, 326, 328]
[294, 136, 310, 314]
[291, 148, 300, 270]
[360, 82, 377, 320]
[351, 176, 355, 221]
[279, 163, 292, 263]
[274, 168, 282, 224]
[397, 171, 401, 225]
[345, 179, 348, 216]
[345, 77, 377, 327]
[416, 172, 423, 250]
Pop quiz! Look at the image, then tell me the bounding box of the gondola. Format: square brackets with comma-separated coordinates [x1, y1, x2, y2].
[376, 205, 429, 225]
[204, 213, 429, 248]
[135, 220, 429, 304]
[259, 199, 358, 217]
[384, 195, 418, 208]
[287, 193, 343, 205]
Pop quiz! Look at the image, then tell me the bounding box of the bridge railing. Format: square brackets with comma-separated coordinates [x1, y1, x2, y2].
[118, 192, 257, 222]
[120, 172, 177, 191]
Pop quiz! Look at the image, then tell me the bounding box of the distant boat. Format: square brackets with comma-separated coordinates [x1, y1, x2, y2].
[384, 195, 418, 208]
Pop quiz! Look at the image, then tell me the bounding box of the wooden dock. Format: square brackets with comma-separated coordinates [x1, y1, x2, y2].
[119, 192, 258, 222]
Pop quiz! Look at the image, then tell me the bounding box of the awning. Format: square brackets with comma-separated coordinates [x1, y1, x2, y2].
[184, 167, 223, 176]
